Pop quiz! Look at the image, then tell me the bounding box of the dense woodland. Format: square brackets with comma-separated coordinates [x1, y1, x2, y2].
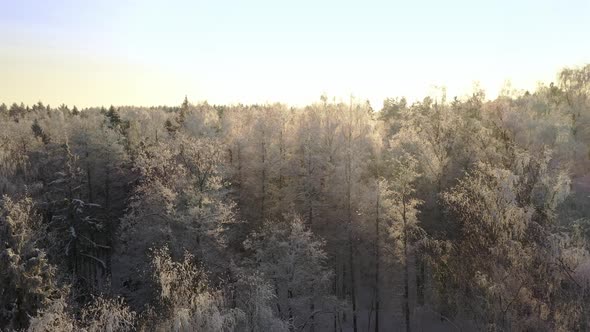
[1, 64, 590, 332]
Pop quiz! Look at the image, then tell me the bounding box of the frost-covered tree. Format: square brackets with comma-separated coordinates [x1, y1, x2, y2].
[244, 215, 334, 329]
[440, 158, 588, 330]
[116, 133, 239, 308]
[0, 196, 58, 330]
[27, 296, 77, 332]
[386, 155, 424, 332]
[81, 296, 136, 332]
[28, 294, 136, 332]
[149, 246, 243, 332]
[230, 268, 289, 332]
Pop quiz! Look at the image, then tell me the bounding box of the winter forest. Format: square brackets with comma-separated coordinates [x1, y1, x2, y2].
[1, 64, 590, 332]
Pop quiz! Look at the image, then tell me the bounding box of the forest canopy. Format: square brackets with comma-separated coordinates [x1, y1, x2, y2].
[1, 64, 590, 331]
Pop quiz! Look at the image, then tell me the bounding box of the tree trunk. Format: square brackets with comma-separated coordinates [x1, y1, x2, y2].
[278, 122, 285, 213]
[104, 163, 112, 278]
[416, 254, 425, 306]
[288, 289, 294, 330]
[275, 282, 283, 319]
[402, 197, 411, 332]
[334, 312, 338, 332]
[346, 100, 358, 332]
[348, 231, 357, 332]
[307, 145, 313, 227]
[261, 133, 266, 222]
[86, 152, 93, 203]
[310, 299, 315, 332]
[237, 142, 243, 208]
[374, 182, 380, 332]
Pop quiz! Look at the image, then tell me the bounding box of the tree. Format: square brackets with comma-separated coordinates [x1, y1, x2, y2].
[165, 97, 192, 136]
[357, 177, 390, 332]
[28, 294, 136, 332]
[9, 102, 26, 120]
[0, 196, 58, 330]
[440, 157, 587, 330]
[27, 296, 76, 332]
[340, 98, 375, 332]
[149, 246, 243, 332]
[386, 155, 424, 332]
[31, 119, 51, 145]
[0, 103, 7, 116]
[294, 107, 324, 228]
[105, 106, 122, 129]
[557, 65, 590, 174]
[244, 215, 334, 329]
[231, 268, 289, 332]
[81, 296, 136, 332]
[116, 134, 239, 308]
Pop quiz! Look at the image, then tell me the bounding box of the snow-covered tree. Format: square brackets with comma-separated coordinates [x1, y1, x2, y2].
[386, 155, 424, 332]
[244, 214, 334, 328]
[149, 246, 243, 332]
[0, 196, 58, 330]
[230, 267, 289, 332]
[27, 296, 76, 332]
[440, 158, 588, 330]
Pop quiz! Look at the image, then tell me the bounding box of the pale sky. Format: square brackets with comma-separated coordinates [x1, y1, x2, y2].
[1, 0, 589, 109]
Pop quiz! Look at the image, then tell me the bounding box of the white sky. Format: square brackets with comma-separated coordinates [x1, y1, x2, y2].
[1, 0, 589, 108]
